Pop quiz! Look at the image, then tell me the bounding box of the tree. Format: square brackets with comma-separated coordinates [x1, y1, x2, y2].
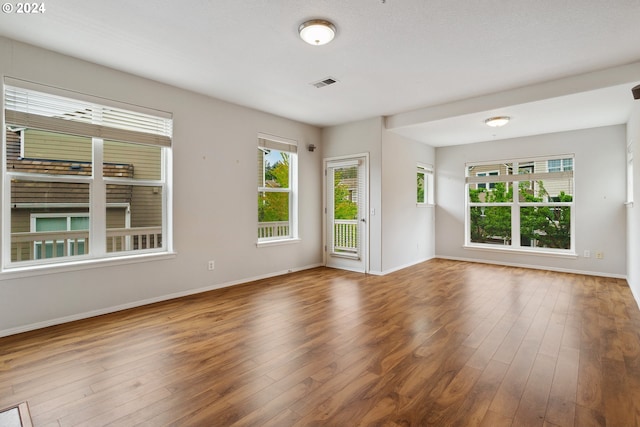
[469, 182, 512, 244]
[470, 179, 572, 249]
[333, 168, 358, 220]
[520, 181, 571, 249]
[258, 152, 289, 222]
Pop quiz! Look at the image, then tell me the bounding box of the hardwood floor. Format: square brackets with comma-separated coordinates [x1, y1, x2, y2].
[1, 259, 640, 426]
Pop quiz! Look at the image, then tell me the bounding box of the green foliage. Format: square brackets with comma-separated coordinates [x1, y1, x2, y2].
[334, 168, 358, 220]
[469, 182, 512, 244]
[259, 152, 289, 222]
[417, 172, 425, 203]
[469, 180, 572, 249]
[519, 181, 572, 249]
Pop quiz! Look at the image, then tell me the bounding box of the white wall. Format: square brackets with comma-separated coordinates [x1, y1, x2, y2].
[381, 130, 435, 273]
[322, 118, 436, 274]
[0, 37, 323, 336]
[436, 125, 627, 277]
[322, 118, 383, 273]
[627, 103, 640, 303]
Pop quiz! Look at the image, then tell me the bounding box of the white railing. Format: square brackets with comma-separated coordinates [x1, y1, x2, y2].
[258, 221, 289, 239]
[107, 226, 162, 252]
[11, 226, 162, 261]
[12, 230, 88, 261]
[334, 219, 358, 253]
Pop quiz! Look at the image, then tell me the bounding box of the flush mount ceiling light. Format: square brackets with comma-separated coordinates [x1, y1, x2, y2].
[299, 19, 336, 45]
[484, 116, 510, 127]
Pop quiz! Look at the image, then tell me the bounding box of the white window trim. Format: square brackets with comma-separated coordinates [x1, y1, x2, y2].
[465, 156, 576, 256]
[257, 134, 298, 245]
[416, 163, 435, 207]
[2, 81, 173, 272]
[476, 170, 499, 190]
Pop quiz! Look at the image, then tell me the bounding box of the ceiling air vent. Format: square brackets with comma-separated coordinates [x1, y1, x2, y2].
[311, 77, 338, 88]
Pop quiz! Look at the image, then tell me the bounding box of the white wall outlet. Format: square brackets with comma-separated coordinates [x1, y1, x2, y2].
[208, 260, 215, 270]
[595, 252, 604, 259]
[584, 250, 591, 258]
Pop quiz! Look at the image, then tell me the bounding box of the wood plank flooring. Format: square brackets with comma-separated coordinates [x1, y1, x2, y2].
[1, 259, 640, 426]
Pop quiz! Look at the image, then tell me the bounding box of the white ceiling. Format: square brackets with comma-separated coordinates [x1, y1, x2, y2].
[1, 0, 639, 146]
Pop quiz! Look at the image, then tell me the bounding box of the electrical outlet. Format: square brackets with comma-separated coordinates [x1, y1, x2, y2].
[208, 260, 215, 270]
[584, 250, 591, 258]
[595, 252, 604, 260]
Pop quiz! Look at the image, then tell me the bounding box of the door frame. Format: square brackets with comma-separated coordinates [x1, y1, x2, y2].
[323, 153, 369, 273]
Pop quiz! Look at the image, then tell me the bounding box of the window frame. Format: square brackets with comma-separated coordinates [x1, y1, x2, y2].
[547, 158, 573, 173]
[476, 170, 499, 190]
[465, 155, 576, 257]
[2, 80, 174, 273]
[256, 133, 299, 246]
[416, 163, 435, 206]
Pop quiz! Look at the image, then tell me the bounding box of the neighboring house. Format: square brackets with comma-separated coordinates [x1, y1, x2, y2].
[469, 159, 573, 201]
[7, 128, 162, 262]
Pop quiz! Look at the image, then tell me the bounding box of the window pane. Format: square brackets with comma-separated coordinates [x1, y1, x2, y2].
[520, 206, 571, 249]
[104, 140, 161, 180]
[547, 159, 561, 172]
[334, 166, 358, 220]
[70, 216, 90, 230]
[7, 129, 92, 176]
[35, 217, 68, 232]
[258, 192, 290, 239]
[469, 182, 513, 203]
[518, 178, 573, 202]
[469, 206, 511, 245]
[417, 171, 425, 203]
[106, 185, 163, 253]
[260, 149, 290, 189]
[257, 145, 295, 241]
[11, 180, 90, 262]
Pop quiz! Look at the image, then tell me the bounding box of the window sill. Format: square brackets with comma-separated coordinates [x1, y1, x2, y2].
[416, 203, 435, 208]
[0, 251, 177, 280]
[256, 238, 301, 248]
[464, 244, 578, 259]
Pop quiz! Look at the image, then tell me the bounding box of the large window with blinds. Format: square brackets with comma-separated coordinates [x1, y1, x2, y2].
[465, 156, 575, 254]
[2, 79, 173, 269]
[257, 134, 298, 243]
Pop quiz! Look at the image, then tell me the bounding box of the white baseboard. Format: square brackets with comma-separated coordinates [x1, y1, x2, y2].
[368, 256, 436, 276]
[435, 255, 627, 280]
[0, 262, 324, 338]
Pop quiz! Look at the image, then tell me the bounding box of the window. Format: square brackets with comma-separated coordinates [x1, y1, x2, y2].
[476, 170, 499, 189]
[3, 80, 173, 269]
[547, 158, 573, 172]
[417, 163, 434, 205]
[466, 156, 574, 253]
[257, 135, 298, 243]
[31, 214, 89, 259]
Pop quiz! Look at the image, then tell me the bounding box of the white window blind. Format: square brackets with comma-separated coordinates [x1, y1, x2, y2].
[466, 171, 573, 184]
[258, 137, 297, 153]
[4, 85, 172, 147]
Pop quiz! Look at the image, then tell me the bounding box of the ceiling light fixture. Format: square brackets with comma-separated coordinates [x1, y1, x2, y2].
[484, 116, 510, 127]
[299, 19, 336, 46]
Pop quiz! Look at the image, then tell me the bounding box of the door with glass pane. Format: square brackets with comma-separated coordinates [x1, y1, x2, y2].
[325, 156, 367, 273]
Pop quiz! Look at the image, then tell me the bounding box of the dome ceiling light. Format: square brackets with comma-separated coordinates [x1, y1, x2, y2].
[484, 116, 510, 127]
[299, 19, 336, 46]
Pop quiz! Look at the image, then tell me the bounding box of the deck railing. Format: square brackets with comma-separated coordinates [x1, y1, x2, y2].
[258, 221, 289, 239]
[334, 219, 358, 253]
[11, 226, 162, 261]
[12, 230, 89, 261]
[107, 226, 162, 252]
